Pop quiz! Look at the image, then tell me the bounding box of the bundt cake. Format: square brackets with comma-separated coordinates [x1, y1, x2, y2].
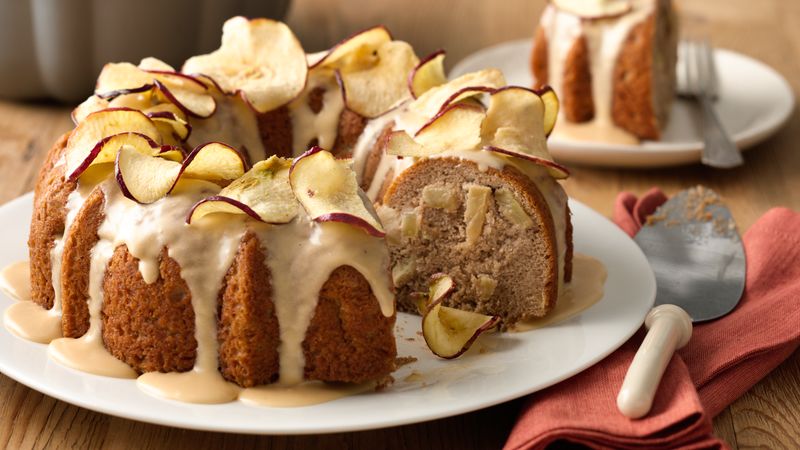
[21, 16, 573, 402]
[531, 0, 678, 142]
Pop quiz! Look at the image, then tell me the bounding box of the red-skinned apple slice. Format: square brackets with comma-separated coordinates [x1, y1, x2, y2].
[67, 132, 160, 180]
[145, 103, 192, 141]
[115, 144, 182, 204]
[95, 62, 158, 99]
[338, 40, 419, 118]
[187, 156, 298, 224]
[536, 85, 559, 137]
[408, 49, 447, 99]
[408, 69, 506, 124]
[384, 130, 426, 157]
[65, 108, 162, 181]
[182, 17, 308, 113]
[157, 145, 185, 162]
[138, 57, 175, 72]
[414, 102, 484, 150]
[483, 146, 569, 178]
[152, 78, 215, 118]
[386, 103, 485, 157]
[289, 147, 385, 237]
[95, 62, 215, 118]
[421, 274, 500, 359]
[552, 0, 632, 19]
[115, 140, 245, 204]
[481, 86, 569, 178]
[180, 142, 247, 181]
[310, 25, 393, 69]
[436, 86, 496, 115]
[72, 95, 110, 124]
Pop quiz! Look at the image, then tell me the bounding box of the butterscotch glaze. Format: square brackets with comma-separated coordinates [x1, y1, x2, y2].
[0, 261, 30, 301]
[4, 301, 61, 343]
[239, 380, 376, 407]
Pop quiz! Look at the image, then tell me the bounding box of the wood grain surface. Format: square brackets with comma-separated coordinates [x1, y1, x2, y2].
[0, 0, 798, 448]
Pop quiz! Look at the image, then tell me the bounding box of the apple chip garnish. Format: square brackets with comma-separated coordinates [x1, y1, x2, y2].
[138, 57, 175, 72]
[421, 274, 500, 359]
[311, 25, 393, 69]
[72, 95, 110, 124]
[95, 62, 215, 118]
[182, 17, 307, 113]
[386, 103, 484, 157]
[414, 103, 484, 150]
[289, 147, 385, 237]
[553, 0, 632, 19]
[481, 87, 569, 179]
[68, 132, 160, 180]
[408, 69, 506, 125]
[409, 50, 447, 98]
[145, 103, 191, 141]
[115, 145, 182, 204]
[180, 142, 247, 181]
[538, 86, 559, 137]
[65, 108, 162, 181]
[338, 40, 419, 118]
[115, 141, 245, 204]
[187, 156, 298, 224]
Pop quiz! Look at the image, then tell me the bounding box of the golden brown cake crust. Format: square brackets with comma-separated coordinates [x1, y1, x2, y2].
[102, 246, 197, 374]
[217, 231, 280, 387]
[28, 133, 76, 309]
[60, 187, 105, 338]
[303, 265, 397, 383]
[562, 35, 595, 123]
[612, 15, 660, 140]
[360, 122, 394, 192]
[382, 158, 559, 326]
[531, 27, 549, 88]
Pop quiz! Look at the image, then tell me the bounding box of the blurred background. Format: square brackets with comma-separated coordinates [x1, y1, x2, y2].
[2, 0, 798, 103]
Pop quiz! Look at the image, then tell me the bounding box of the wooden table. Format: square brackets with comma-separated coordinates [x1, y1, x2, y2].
[1, 0, 798, 448]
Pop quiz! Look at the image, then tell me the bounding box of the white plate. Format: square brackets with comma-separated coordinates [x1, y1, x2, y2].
[450, 39, 795, 168]
[0, 193, 654, 434]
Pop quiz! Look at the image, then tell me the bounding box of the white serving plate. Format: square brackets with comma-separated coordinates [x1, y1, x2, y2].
[0, 193, 654, 434]
[450, 39, 794, 168]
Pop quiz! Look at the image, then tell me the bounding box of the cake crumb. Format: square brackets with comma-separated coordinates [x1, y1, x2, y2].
[395, 356, 418, 368]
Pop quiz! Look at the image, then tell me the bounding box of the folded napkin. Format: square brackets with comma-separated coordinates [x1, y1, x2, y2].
[504, 188, 800, 450]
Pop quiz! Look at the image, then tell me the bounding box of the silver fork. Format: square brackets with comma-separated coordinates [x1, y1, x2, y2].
[678, 39, 743, 168]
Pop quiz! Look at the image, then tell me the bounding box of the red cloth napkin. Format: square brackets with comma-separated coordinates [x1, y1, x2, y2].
[504, 188, 800, 450]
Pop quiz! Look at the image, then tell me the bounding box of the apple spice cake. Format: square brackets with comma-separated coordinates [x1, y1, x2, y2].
[27, 15, 573, 400]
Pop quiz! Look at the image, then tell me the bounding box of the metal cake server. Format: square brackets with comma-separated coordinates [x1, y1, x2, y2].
[617, 187, 746, 418]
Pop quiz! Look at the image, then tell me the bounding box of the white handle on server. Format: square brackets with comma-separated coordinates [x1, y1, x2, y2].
[616, 304, 693, 419]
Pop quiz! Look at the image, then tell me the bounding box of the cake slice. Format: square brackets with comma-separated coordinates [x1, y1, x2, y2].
[531, 0, 678, 141]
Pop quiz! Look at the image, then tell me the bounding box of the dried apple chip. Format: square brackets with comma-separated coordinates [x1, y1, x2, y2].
[311, 26, 393, 69]
[180, 142, 247, 181]
[407, 69, 506, 126]
[481, 87, 569, 179]
[289, 147, 385, 237]
[413, 103, 484, 151]
[420, 274, 500, 359]
[339, 40, 419, 118]
[409, 50, 447, 99]
[65, 108, 161, 181]
[182, 17, 307, 113]
[187, 156, 298, 224]
[115, 145, 182, 204]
